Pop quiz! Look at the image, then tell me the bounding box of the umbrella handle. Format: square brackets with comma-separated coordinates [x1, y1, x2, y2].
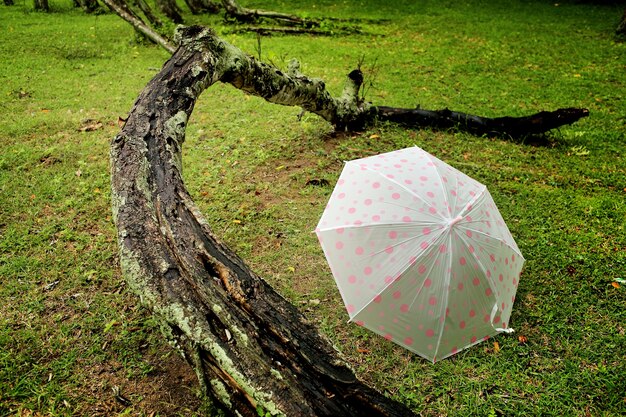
[490, 304, 515, 334]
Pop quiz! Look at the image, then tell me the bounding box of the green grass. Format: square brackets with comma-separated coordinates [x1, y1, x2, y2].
[1, 0, 625, 416]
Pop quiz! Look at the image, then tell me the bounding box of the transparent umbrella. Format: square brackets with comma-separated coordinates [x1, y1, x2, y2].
[315, 146, 524, 362]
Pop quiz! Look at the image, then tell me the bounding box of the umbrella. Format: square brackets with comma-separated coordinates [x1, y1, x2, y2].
[315, 146, 524, 362]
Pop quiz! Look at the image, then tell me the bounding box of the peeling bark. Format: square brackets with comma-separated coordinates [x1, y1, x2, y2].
[111, 26, 414, 417]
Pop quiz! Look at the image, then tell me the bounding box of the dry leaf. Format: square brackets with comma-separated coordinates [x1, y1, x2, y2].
[369, 134, 380, 139]
[75, 169, 82, 177]
[493, 341, 500, 353]
[611, 282, 620, 289]
[518, 335, 528, 344]
[357, 347, 370, 354]
[117, 116, 127, 128]
[78, 120, 103, 132]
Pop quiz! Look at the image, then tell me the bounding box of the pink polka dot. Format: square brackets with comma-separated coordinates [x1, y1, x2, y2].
[372, 215, 381, 221]
[373, 295, 382, 303]
[499, 273, 504, 282]
[466, 230, 473, 238]
[364, 266, 373, 275]
[384, 333, 393, 341]
[425, 329, 435, 338]
[489, 254, 496, 262]
[460, 321, 466, 329]
[423, 227, 431, 235]
[372, 182, 380, 189]
[466, 215, 472, 222]
[388, 231, 398, 239]
[393, 291, 402, 299]
[428, 296, 437, 306]
[468, 245, 475, 253]
[420, 242, 429, 250]
[336, 228, 344, 234]
[418, 264, 427, 274]
[402, 216, 412, 222]
[392, 192, 401, 200]
[348, 207, 356, 214]
[404, 337, 413, 345]
[404, 179, 412, 185]
[483, 314, 490, 323]
[471, 336, 477, 343]
[429, 207, 437, 214]
[338, 192, 346, 199]
[420, 176, 428, 181]
[472, 277, 480, 286]
[439, 245, 447, 253]
[459, 257, 467, 266]
[493, 316, 501, 324]
[385, 246, 394, 254]
[400, 304, 409, 313]
[364, 199, 372, 206]
[346, 304, 355, 313]
[384, 276, 393, 284]
[458, 282, 464, 291]
[348, 275, 357, 284]
[469, 309, 476, 318]
[335, 241, 344, 250]
[485, 288, 493, 296]
[422, 278, 432, 288]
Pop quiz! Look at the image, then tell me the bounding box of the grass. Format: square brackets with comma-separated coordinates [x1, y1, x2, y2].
[1, 0, 625, 416]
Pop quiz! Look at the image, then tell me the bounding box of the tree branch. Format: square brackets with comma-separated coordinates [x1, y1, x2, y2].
[111, 25, 414, 416]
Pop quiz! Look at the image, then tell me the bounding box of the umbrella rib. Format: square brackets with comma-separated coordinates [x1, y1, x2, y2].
[356, 163, 447, 222]
[422, 147, 456, 219]
[432, 230, 455, 361]
[456, 225, 525, 261]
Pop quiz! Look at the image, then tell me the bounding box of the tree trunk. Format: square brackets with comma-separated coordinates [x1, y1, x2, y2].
[156, 0, 184, 23]
[33, 0, 49, 11]
[101, 0, 175, 53]
[110, 25, 414, 416]
[617, 8, 626, 36]
[221, 0, 316, 27]
[132, 0, 163, 27]
[77, 0, 101, 13]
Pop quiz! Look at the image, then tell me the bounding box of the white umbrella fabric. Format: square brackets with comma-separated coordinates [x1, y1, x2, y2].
[315, 146, 524, 362]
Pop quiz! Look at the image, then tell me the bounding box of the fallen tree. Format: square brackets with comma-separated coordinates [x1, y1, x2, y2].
[110, 26, 588, 415]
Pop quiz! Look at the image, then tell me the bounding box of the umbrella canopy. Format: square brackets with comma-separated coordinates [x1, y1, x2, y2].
[315, 146, 524, 362]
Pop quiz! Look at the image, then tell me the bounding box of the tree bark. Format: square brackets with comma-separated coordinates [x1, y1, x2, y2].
[132, 0, 163, 27]
[33, 0, 49, 11]
[101, 0, 176, 53]
[617, 8, 626, 36]
[111, 25, 415, 417]
[77, 0, 102, 13]
[221, 0, 317, 27]
[156, 0, 184, 23]
[376, 106, 589, 138]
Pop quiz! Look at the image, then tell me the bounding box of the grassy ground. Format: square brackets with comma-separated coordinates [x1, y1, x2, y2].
[1, 0, 625, 416]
